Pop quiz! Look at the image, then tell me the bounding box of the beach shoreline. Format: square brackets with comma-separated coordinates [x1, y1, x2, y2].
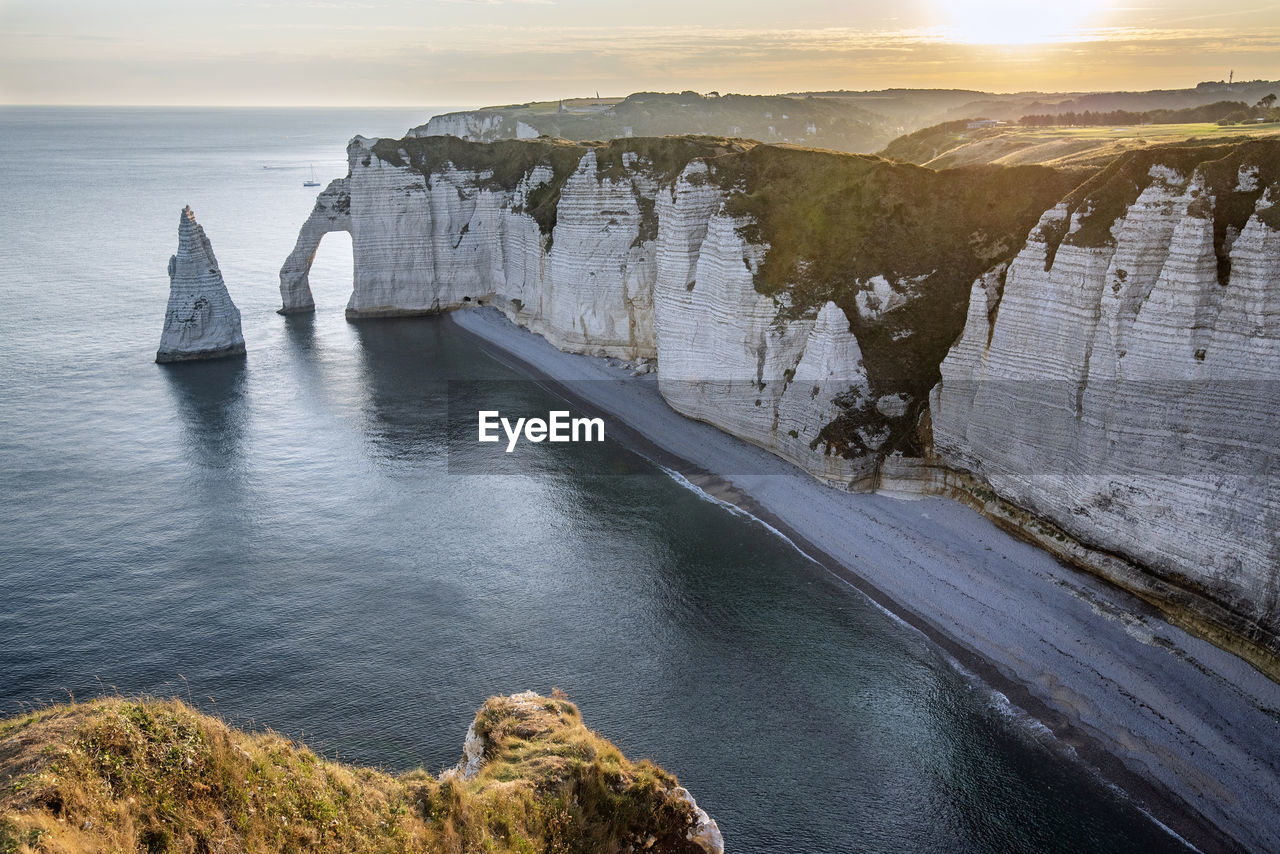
[445, 305, 1280, 854]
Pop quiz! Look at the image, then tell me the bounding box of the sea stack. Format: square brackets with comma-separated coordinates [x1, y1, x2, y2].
[156, 206, 245, 363]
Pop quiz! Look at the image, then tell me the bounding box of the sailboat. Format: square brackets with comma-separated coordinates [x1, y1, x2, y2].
[303, 165, 321, 187]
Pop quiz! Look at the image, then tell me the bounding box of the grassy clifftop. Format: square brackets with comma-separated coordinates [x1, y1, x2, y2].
[707, 145, 1081, 456]
[363, 133, 1082, 457]
[0, 693, 716, 854]
[369, 134, 751, 240]
[877, 119, 1280, 170]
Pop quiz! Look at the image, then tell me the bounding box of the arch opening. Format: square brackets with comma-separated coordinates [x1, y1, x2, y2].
[306, 230, 354, 313]
[278, 177, 353, 314]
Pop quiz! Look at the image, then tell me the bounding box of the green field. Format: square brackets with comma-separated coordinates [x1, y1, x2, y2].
[881, 121, 1280, 168]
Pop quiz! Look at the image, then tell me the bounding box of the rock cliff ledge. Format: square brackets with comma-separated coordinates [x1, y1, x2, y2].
[0, 692, 721, 854]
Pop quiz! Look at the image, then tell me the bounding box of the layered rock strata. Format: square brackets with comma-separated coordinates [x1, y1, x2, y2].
[282, 133, 1280, 674]
[282, 135, 1065, 484]
[157, 206, 245, 363]
[279, 178, 350, 314]
[652, 168, 874, 483]
[931, 142, 1280, 667]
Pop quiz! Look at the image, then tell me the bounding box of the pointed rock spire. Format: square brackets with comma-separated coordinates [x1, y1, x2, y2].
[156, 206, 245, 363]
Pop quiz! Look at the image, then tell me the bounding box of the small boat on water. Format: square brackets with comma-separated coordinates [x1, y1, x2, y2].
[303, 165, 321, 187]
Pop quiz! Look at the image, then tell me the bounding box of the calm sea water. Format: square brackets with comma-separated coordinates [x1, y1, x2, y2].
[0, 107, 1184, 852]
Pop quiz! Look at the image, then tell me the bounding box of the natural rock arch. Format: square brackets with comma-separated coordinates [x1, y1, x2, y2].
[278, 178, 352, 314]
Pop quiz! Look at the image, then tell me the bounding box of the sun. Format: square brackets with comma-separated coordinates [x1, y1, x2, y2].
[933, 0, 1110, 45]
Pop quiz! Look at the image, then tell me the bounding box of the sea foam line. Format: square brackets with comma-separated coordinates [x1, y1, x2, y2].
[657, 462, 1199, 851]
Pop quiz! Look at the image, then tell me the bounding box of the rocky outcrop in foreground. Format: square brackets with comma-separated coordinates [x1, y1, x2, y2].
[157, 207, 245, 363]
[0, 693, 721, 854]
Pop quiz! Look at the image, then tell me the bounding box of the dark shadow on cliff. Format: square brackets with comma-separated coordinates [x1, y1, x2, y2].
[160, 357, 249, 471]
[350, 314, 650, 476]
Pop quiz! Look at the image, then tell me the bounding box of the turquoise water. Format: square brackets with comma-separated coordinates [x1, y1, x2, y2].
[0, 107, 1185, 852]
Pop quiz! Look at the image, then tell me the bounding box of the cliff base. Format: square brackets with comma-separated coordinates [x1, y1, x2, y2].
[155, 343, 247, 364]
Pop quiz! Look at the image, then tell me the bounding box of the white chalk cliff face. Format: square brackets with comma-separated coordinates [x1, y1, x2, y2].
[282, 134, 1280, 664]
[282, 137, 890, 484]
[653, 164, 873, 484]
[280, 178, 350, 314]
[412, 111, 540, 142]
[311, 138, 660, 358]
[157, 207, 245, 363]
[931, 149, 1280, 655]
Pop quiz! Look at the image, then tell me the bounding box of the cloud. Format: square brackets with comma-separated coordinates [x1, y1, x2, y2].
[1, 10, 1277, 104]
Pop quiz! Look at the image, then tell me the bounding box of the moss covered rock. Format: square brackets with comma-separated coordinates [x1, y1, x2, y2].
[0, 694, 719, 854]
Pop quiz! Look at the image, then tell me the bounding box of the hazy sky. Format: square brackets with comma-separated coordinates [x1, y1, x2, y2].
[2, 0, 1278, 105]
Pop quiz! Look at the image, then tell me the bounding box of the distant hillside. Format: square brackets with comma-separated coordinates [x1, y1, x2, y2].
[410, 81, 1280, 155]
[878, 119, 1280, 169]
[414, 91, 897, 153]
[811, 79, 1280, 125]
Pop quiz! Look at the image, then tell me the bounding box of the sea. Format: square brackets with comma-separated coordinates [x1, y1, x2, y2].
[0, 107, 1187, 852]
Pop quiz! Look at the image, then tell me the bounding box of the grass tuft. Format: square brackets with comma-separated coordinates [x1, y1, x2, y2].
[0, 694, 709, 854]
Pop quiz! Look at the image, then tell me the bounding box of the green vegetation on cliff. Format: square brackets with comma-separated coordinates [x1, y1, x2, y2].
[373, 135, 750, 240]
[875, 120, 977, 165]
[366, 133, 1082, 459]
[710, 144, 1081, 454]
[0, 694, 711, 854]
[1057, 138, 1280, 285]
[877, 118, 1280, 170]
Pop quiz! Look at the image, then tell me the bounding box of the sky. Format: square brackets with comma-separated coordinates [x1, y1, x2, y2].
[1, 0, 1278, 105]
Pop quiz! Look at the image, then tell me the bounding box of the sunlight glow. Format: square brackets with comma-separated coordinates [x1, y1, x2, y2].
[934, 0, 1112, 45]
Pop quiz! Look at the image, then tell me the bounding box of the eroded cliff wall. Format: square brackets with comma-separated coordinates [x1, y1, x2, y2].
[282, 134, 1070, 486]
[281, 132, 1280, 671]
[931, 141, 1280, 665]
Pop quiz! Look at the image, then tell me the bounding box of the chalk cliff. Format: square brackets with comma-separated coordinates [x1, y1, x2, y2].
[416, 110, 540, 142]
[282, 133, 1280, 674]
[652, 169, 874, 483]
[412, 92, 893, 153]
[281, 134, 1070, 482]
[280, 178, 351, 314]
[931, 141, 1280, 669]
[157, 207, 245, 363]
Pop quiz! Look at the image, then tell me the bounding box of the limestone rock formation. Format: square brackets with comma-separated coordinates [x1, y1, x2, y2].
[931, 142, 1280, 663]
[282, 134, 1064, 489]
[652, 166, 873, 484]
[279, 178, 350, 314]
[281, 132, 1280, 666]
[156, 207, 245, 363]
